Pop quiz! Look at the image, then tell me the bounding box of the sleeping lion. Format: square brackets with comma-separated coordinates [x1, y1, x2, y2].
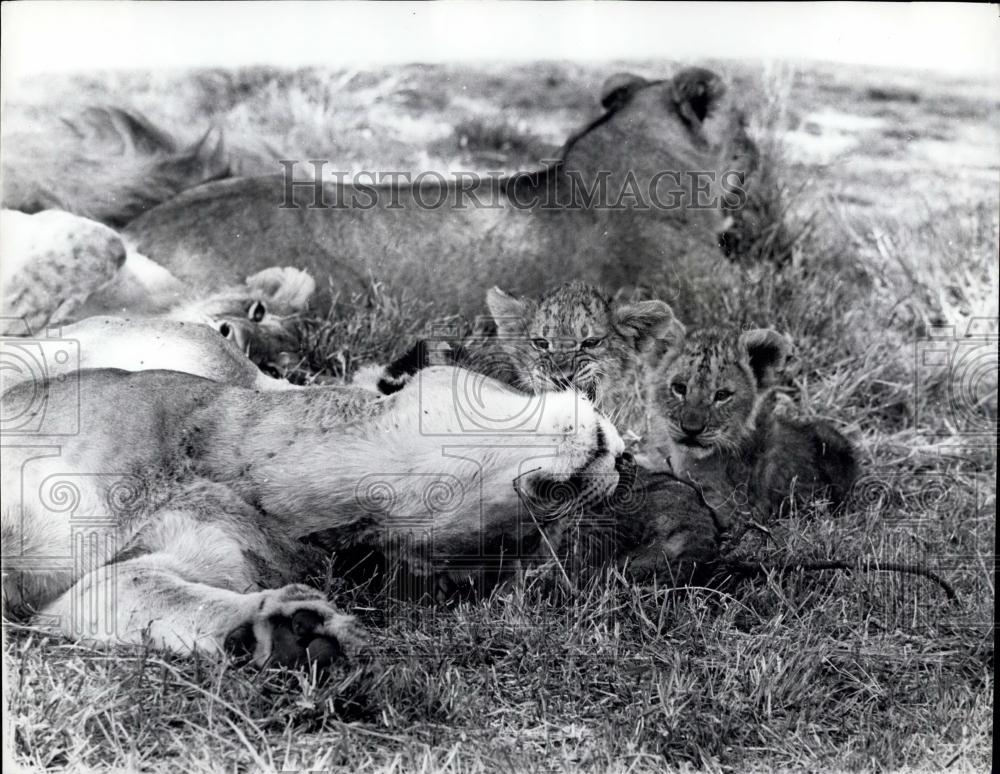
[1, 366, 625, 667]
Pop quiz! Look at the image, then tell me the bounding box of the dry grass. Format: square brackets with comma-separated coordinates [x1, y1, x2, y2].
[2, 60, 997, 772]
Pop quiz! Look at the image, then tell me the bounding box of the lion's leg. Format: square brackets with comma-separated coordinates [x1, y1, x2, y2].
[33, 505, 364, 668]
[73, 247, 189, 317]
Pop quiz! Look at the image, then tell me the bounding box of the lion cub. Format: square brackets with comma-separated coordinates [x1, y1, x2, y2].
[644, 326, 858, 525]
[379, 282, 683, 438]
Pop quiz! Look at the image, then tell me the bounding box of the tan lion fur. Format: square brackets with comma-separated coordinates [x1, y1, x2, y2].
[0, 317, 295, 395]
[1, 367, 623, 664]
[0, 207, 314, 372]
[2, 107, 230, 228]
[122, 68, 758, 315]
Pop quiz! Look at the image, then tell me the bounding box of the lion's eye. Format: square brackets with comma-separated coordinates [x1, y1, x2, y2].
[714, 389, 734, 403]
[580, 337, 604, 349]
[531, 338, 550, 351]
[671, 382, 687, 398]
[247, 300, 267, 323]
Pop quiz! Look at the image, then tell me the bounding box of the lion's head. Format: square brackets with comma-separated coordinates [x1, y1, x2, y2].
[645, 326, 791, 461]
[484, 282, 683, 412]
[168, 266, 316, 373]
[557, 68, 758, 228]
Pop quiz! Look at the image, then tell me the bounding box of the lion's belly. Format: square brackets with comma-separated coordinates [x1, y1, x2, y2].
[1, 370, 225, 609]
[1, 454, 120, 609]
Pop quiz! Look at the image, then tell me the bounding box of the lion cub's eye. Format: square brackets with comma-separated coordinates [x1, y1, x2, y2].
[531, 338, 550, 351]
[714, 389, 734, 403]
[671, 382, 687, 398]
[580, 337, 604, 349]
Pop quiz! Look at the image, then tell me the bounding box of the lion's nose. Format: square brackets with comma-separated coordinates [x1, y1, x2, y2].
[680, 408, 707, 437]
[681, 421, 704, 437]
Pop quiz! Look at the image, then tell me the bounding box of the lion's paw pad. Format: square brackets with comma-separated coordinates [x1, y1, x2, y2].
[224, 586, 364, 669]
[268, 609, 342, 668]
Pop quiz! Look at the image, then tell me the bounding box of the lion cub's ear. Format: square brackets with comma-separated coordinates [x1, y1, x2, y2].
[486, 286, 534, 336]
[613, 299, 685, 354]
[600, 73, 649, 111]
[739, 328, 792, 388]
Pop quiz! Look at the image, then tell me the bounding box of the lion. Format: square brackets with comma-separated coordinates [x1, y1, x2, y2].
[365, 321, 950, 602]
[1, 366, 625, 666]
[371, 304, 855, 570]
[642, 326, 858, 527]
[158, 266, 315, 372]
[0, 207, 314, 373]
[89, 263, 315, 374]
[2, 106, 230, 228]
[0, 317, 296, 396]
[121, 67, 758, 315]
[370, 283, 723, 585]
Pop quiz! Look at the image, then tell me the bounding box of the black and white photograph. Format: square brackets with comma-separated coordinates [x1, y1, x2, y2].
[1, 2, 996, 771]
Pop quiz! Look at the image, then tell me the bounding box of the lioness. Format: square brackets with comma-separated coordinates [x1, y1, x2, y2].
[0, 206, 314, 372]
[122, 68, 757, 315]
[1, 367, 624, 665]
[372, 283, 724, 580]
[0, 317, 294, 394]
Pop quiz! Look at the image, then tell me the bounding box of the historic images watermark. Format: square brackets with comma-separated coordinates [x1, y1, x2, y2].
[277, 160, 751, 212]
[0, 323, 80, 436]
[913, 318, 997, 441]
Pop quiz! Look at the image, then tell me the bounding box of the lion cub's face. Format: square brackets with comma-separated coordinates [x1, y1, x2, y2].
[486, 282, 682, 408]
[647, 327, 790, 464]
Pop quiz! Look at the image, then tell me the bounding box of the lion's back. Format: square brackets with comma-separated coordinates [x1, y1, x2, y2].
[124, 176, 288, 288]
[752, 415, 859, 513]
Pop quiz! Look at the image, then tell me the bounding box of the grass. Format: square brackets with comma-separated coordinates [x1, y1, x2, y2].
[2, 60, 997, 772]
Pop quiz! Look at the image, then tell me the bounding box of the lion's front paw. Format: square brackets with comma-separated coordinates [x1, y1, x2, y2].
[224, 584, 365, 669]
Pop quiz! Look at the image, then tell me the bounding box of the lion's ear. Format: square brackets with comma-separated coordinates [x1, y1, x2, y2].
[739, 328, 791, 388]
[244, 267, 316, 312]
[600, 73, 649, 110]
[670, 67, 726, 124]
[189, 125, 230, 180]
[486, 286, 532, 336]
[613, 299, 685, 354]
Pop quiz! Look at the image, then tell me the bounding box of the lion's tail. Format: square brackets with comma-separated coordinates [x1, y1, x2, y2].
[2, 106, 231, 228]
